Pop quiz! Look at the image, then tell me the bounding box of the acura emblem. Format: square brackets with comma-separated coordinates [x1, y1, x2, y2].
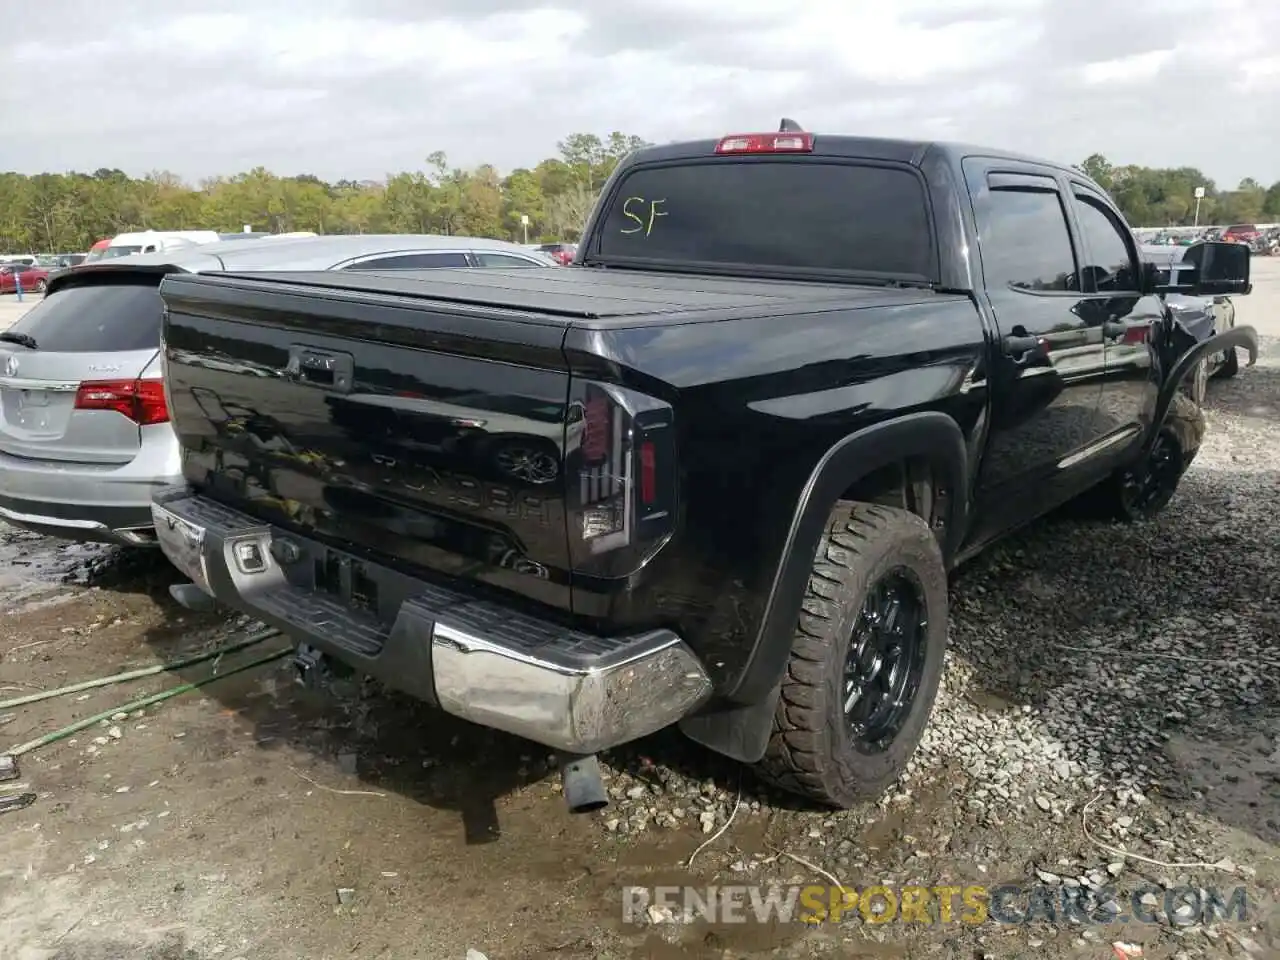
[2, 355, 17, 377]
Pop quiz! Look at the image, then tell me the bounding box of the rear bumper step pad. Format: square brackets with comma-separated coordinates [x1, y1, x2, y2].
[150, 489, 712, 754]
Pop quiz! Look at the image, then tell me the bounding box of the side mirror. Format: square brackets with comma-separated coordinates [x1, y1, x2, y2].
[1147, 240, 1252, 297]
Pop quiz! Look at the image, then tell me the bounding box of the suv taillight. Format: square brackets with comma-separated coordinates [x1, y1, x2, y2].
[566, 380, 676, 578]
[74, 378, 169, 425]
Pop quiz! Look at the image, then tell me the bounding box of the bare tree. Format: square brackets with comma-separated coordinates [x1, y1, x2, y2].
[546, 182, 597, 241]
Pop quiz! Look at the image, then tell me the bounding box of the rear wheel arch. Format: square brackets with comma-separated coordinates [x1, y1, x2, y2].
[679, 411, 968, 763]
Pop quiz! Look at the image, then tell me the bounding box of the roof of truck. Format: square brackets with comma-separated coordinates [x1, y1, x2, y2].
[621, 133, 1084, 180]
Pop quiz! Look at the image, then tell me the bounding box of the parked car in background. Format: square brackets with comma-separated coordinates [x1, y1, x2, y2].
[534, 242, 577, 265]
[54, 253, 87, 268]
[1141, 243, 1239, 403]
[1223, 224, 1259, 244]
[83, 239, 111, 263]
[0, 233, 558, 546]
[1251, 228, 1279, 255]
[0, 262, 50, 294]
[103, 230, 221, 258]
[0, 255, 39, 267]
[216, 231, 319, 241]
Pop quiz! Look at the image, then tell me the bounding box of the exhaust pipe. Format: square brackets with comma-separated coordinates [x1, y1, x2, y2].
[560, 754, 608, 814]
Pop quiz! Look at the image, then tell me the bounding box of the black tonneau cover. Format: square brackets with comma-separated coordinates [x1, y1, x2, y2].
[204, 267, 938, 326]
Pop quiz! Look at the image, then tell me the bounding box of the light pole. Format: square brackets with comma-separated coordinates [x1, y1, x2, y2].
[520, 214, 529, 245]
[1193, 186, 1205, 227]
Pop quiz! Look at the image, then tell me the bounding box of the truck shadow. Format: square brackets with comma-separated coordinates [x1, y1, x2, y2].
[133, 606, 554, 845]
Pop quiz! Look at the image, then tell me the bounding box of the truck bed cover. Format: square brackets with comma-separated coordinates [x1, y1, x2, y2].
[183, 267, 942, 327]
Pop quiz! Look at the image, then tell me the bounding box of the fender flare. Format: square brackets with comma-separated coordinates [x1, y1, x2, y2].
[679, 411, 968, 763]
[1143, 325, 1258, 461]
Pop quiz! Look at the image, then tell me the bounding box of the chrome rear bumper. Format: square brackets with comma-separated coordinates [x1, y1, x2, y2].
[151, 491, 712, 754]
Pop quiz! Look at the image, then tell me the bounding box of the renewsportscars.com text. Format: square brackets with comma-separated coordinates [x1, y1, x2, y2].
[623, 883, 1249, 926]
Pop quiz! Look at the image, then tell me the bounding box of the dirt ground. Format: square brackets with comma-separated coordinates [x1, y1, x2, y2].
[2, 261, 1280, 960]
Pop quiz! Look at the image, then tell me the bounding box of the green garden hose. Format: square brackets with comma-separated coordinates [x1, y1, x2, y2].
[4, 646, 292, 759]
[0, 628, 280, 711]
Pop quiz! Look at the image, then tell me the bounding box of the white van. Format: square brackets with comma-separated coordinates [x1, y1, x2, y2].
[103, 230, 221, 259]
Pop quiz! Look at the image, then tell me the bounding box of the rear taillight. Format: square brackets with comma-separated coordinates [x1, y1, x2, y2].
[74, 378, 169, 425]
[568, 381, 676, 578]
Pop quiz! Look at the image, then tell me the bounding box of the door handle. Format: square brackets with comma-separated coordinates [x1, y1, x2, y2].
[284, 346, 354, 392]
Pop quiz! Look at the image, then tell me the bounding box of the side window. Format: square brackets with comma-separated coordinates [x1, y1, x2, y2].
[977, 187, 1079, 292]
[1072, 193, 1139, 292]
[343, 252, 469, 270]
[474, 252, 541, 268]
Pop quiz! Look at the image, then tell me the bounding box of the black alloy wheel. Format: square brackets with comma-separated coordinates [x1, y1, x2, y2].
[843, 569, 929, 752]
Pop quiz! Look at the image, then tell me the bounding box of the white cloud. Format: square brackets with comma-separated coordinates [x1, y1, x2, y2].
[0, 0, 1275, 189]
[1078, 51, 1175, 86]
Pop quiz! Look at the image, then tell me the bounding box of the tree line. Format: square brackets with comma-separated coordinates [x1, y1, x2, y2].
[3, 135, 1278, 253]
[0, 132, 649, 253]
[1077, 154, 1280, 228]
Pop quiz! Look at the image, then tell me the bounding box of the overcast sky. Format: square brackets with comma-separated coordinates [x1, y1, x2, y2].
[3, 0, 1277, 187]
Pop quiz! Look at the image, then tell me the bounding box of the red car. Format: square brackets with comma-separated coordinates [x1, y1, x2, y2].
[0, 263, 50, 294]
[535, 242, 577, 266]
[83, 238, 111, 263]
[1223, 223, 1259, 244]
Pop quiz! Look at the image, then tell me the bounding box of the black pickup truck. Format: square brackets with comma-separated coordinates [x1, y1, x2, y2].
[152, 123, 1256, 812]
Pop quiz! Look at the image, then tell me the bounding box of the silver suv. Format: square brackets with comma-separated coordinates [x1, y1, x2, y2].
[0, 234, 556, 545]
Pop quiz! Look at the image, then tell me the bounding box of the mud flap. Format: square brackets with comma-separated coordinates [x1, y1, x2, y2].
[1141, 325, 1258, 462]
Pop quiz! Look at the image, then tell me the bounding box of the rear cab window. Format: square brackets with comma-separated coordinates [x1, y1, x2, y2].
[590, 160, 936, 281]
[4, 281, 163, 352]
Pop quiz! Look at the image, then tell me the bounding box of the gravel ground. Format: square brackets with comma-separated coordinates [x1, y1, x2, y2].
[1, 271, 1278, 959]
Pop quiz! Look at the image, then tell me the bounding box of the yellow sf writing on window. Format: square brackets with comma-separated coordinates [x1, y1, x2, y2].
[620, 197, 668, 236]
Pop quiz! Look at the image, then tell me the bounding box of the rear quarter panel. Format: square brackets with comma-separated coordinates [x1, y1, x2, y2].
[564, 297, 989, 696]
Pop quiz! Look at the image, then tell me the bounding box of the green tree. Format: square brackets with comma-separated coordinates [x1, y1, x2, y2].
[1077, 154, 1114, 190]
[1264, 181, 1280, 217]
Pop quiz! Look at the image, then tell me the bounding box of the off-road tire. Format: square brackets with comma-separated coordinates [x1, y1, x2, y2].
[1098, 392, 1205, 522]
[1212, 346, 1239, 380]
[755, 502, 949, 808]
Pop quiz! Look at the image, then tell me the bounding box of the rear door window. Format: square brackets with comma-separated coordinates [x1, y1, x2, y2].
[975, 186, 1079, 291]
[3, 282, 163, 352]
[593, 160, 935, 279]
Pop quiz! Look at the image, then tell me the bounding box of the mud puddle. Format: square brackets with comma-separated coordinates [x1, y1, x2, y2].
[0, 522, 181, 615]
[1165, 716, 1280, 843]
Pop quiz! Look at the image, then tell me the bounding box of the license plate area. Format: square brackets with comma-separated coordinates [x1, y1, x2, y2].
[313, 549, 379, 613]
[17, 389, 49, 409]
